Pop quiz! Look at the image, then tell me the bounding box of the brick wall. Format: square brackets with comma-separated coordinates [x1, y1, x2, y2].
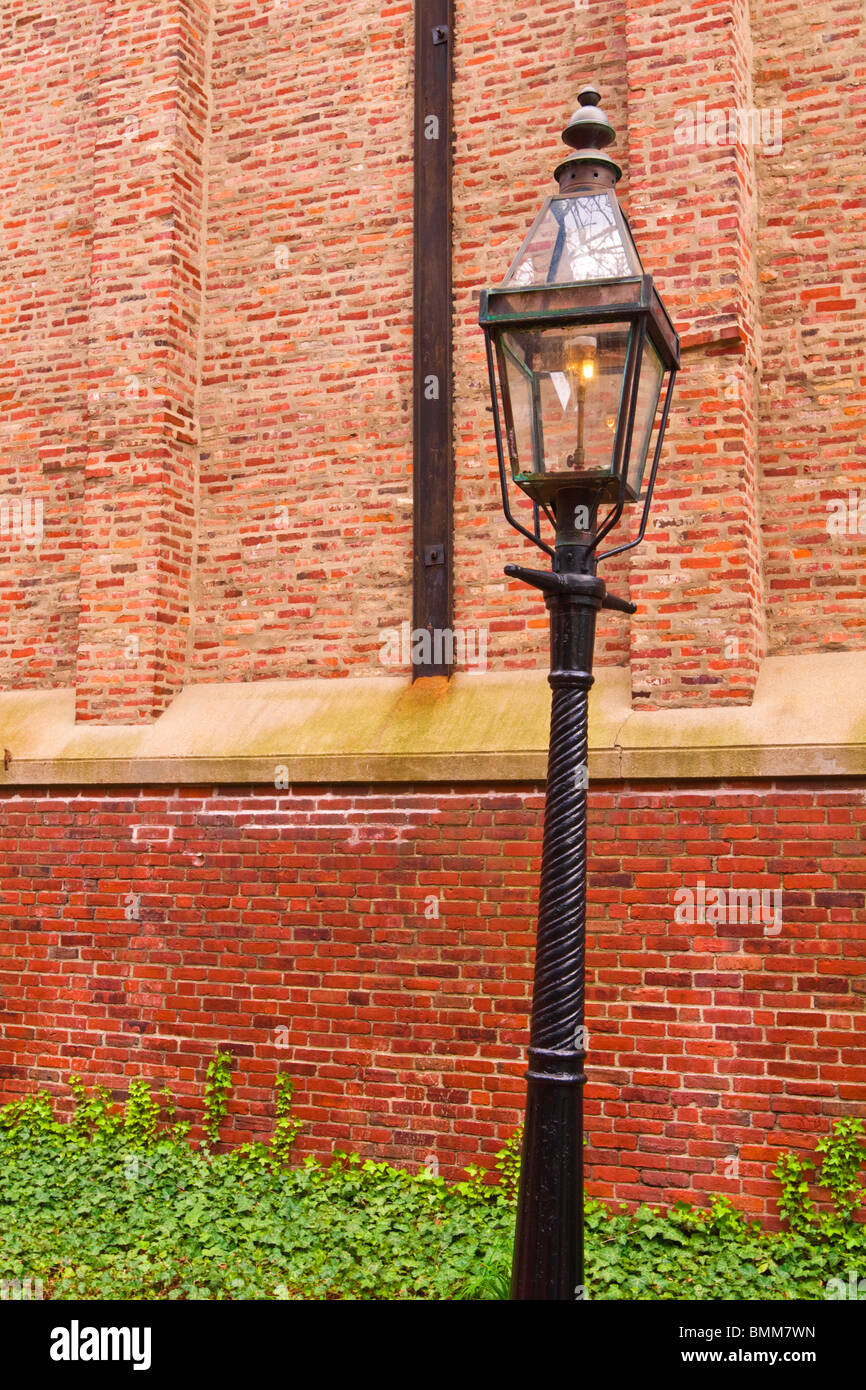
[0, 1, 863, 714]
[754, 0, 866, 657]
[1, 780, 863, 1218]
[76, 0, 211, 722]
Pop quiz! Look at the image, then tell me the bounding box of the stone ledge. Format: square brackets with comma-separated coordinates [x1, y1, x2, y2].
[0, 650, 863, 785]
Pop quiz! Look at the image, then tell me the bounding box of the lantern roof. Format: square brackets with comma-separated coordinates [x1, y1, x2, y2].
[501, 88, 642, 290]
[501, 191, 643, 288]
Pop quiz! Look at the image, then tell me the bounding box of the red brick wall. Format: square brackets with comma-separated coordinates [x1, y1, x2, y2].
[1, 780, 863, 1219]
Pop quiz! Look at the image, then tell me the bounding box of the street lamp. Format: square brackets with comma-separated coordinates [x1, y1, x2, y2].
[479, 86, 680, 1301]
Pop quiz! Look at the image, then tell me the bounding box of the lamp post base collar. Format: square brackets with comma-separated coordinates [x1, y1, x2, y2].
[526, 1045, 587, 1086]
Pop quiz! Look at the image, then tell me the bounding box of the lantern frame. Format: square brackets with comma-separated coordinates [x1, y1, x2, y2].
[479, 100, 680, 563]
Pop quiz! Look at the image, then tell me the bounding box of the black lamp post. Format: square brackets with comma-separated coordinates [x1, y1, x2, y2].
[479, 87, 680, 1301]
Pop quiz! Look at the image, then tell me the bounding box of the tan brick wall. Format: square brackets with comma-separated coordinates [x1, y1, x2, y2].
[0, 2, 98, 690]
[194, 0, 416, 686]
[754, 0, 866, 655]
[0, 0, 862, 720]
[76, 0, 211, 721]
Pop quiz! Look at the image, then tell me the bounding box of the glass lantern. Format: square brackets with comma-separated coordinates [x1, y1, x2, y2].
[480, 89, 680, 555]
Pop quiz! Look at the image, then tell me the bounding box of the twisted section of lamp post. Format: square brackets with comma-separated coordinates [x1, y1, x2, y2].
[532, 675, 588, 1053]
[510, 579, 598, 1301]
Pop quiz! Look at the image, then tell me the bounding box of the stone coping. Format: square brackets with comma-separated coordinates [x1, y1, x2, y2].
[0, 650, 863, 785]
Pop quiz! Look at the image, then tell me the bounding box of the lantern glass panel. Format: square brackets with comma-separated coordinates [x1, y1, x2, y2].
[627, 337, 665, 498]
[503, 192, 642, 288]
[499, 320, 631, 501]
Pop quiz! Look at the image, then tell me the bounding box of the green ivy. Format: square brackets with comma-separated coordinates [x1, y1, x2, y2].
[0, 1059, 863, 1300]
[202, 1051, 233, 1148]
[774, 1117, 865, 1241]
[492, 1126, 523, 1207]
[774, 1150, 817, 1234]
[271, 1075, 303, 1167]
[124, 1079, 162, 1149]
